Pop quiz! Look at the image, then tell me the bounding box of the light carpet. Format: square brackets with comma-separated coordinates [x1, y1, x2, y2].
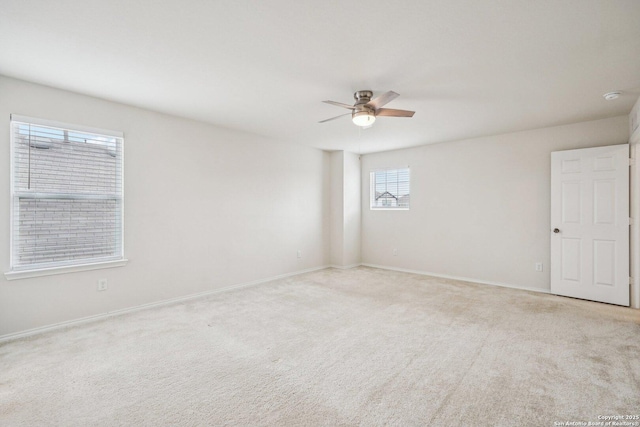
[1, 267, 639, 426]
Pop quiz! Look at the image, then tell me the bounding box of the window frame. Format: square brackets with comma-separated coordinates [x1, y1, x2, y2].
[370, 167, 411, 211]
[5, 115, 127, 280]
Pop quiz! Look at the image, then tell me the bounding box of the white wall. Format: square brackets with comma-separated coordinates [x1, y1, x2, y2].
[343, 151, 361, 267]
[329, 151, 361, 267]
[330, 151, 344, 266]
[0, 76, 331, 336]
[361, 116, 630, 292]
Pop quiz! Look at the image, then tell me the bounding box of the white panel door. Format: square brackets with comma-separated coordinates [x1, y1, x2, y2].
[550, 144, 629, 306]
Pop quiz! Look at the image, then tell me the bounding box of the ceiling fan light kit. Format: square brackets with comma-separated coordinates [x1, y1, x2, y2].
[320, 90, 415, 127]
[352, 110, 376, 126]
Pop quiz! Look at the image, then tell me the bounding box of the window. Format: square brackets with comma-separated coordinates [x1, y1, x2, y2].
[9, 115, 124, 274]
[370, 168, 410, 210]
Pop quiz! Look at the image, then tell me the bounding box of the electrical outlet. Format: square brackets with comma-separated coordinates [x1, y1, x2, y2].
[535, 262, 543, 272]
[297, 250, 302, 259]
[393, 248, 398, 256]
[97, 279, 108, 291]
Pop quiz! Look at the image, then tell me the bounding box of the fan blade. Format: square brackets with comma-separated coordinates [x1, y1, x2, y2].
[375, 108, 415, 117]
[319, 112, 351, 123]
[367, 91, 399, 109]
[322, 100, 356, 110]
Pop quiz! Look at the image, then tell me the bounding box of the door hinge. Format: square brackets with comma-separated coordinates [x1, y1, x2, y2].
[630, 158, 635, 166]
[630, 217, 634, 225]
[630, 277, 634, 285]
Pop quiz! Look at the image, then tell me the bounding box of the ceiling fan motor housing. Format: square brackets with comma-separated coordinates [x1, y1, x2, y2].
[354, 90, 373, 107]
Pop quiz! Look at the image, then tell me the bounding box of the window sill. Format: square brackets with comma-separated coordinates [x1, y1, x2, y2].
[4, 259, 128, 281]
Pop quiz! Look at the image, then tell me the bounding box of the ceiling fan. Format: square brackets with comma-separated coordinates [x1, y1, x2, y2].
[319, 90, 415, 127]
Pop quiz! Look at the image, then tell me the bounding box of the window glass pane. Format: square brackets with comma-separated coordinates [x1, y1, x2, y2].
[15, 198, 119, 267]
[11, 117, 124, 271]
[14, 140, 118, 194]
[387, 182, 398, 196]
[370, 167, 410, 210]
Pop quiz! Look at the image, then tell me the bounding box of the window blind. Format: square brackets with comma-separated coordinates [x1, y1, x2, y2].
[10, 115, 124, 271]
[370, 168, 410, 209]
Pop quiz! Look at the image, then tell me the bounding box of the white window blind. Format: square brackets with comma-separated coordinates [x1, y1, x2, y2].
[10, 115, 124, 271]
[370, 168, 410, 209]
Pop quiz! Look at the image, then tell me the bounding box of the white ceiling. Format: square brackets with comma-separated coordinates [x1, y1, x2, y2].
[1, 0, 639, 153]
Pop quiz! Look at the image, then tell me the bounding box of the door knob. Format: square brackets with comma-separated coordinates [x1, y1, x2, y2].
[553, 228, 560, 233]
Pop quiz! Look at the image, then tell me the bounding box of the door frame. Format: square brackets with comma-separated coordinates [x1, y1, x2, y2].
[630, 143, 640, 309]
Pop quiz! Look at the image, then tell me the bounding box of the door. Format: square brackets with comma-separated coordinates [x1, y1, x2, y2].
[550, 144, 630, 306]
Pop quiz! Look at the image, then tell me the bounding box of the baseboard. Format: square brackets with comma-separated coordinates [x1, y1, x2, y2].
[329, 263, 362, 270]
[0, 265, 331, 343]
[361, 263, 550, 295]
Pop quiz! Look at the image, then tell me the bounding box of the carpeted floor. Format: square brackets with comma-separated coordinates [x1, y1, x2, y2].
[1, 266, 639, 426]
